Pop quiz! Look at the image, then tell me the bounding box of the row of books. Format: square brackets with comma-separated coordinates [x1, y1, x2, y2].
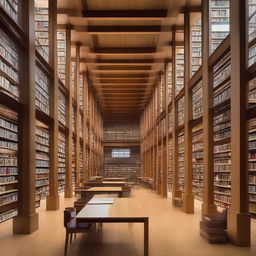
[168, 141, 172, 192]
[0, 209, 17, 223]
[192, 126, 203, 200]
[249, 118, 256, 213]
[191, 17, 202, 76]
[192, 80, 203, 120]
[0, 0, 18, 23]
[58, 133, 66, 192]
[177, 96, 184, 126]
[35, 3, 49, 62]
[0, 30, 18, 70]
[58, 90, 66, 125]
[210, 0, 230, 53]
[35, 66, 49, 114]
[35, 125, 49, 205]
[0, 192, 17, 206]
[0, 108, 18, 222]
[175, 48, 184, 95]
[57, 31, 66, 84]
[178, 132, 185, 192]
[0, 75, 18, 99]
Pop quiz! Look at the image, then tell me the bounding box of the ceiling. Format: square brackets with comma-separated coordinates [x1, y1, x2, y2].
[57, 0, 201, 120]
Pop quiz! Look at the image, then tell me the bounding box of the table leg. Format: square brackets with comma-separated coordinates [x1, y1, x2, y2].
[144, 218, 149, 256]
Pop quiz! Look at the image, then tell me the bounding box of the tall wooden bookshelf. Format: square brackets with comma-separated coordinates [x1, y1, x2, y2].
[0, 0, 104, 230]
[0, 106, 18, 222]
[35, 122, 49, 207]
[0, 3, 19, 224]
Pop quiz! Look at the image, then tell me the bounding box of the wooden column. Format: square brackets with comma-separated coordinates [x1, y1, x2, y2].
[82, 72, 88, 183]
[201, 0, 217, 215]
[183, 10, 194, 213]
[88, 85, 92, 178]
[46, 0, 59, 210]
[153, 93, 157, 190]
[13, 0, 39, 233]
[64, 26, 73, 198]
[228, 0, 250, 246]
[172, 29, 182, 203]
[163, 62, 169, 197]
[161, 68, 168, 197]
[75, 44, 81, 188]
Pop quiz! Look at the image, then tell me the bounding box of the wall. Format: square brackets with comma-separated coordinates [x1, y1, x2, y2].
[102, 146, 141, 181]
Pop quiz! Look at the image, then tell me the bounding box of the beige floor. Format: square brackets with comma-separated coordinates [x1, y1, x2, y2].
[0, 186, 255, 256]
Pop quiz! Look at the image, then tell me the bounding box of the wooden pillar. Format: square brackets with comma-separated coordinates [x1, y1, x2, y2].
[88, 85, 92, 178]
[228, 0, 250, 246]
[46, 0, 59, 210]
[82, 72, 88, 183]
[172, 30, 182, 203]
[201, 0, 217, 215]
[183, 10, 194, 213]
[64, 26, 73, 198]
[75, 44, 81, 188]
[13, 0, 39, 233]
[163, 65, 169, 196]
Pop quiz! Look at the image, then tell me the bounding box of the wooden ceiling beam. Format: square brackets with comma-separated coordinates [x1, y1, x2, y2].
[96, 89, 151, 92]
[90, 77, 157, 81]
[71, 25, 173, 34]
[82, 10, 168, 20]
[92, 47, 157, 55]
[93, 82, 151, 86]
[77, 58, 171, 65]
[97, 92, 147, 95]
[100, 103, 145, 106]
[89, 74, 158, 79]
[90, 69, 158, 73]
[90, 66, 156, 71]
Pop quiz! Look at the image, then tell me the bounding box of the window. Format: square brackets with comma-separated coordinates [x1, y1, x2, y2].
[112, 149, 131, 158]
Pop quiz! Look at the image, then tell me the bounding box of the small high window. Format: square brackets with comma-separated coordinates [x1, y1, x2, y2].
[112, 149, 130, 158]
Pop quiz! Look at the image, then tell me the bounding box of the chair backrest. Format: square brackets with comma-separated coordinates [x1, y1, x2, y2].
[218, 208, 227, 222]
[64, 207, 76, 228]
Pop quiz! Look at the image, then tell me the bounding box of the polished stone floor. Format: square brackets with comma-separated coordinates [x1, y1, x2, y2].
[0, 186, 255, 256]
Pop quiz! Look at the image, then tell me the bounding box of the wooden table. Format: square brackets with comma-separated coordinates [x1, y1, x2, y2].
[76, 197, 149, 256]
[76, 186, 123, 199]
[103, 177, 125, 181]
[83, 181, 126, 187]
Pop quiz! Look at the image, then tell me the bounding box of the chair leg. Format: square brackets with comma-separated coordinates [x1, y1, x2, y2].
[64, 231, 69, 256]
[74, 233, 77, 239]
[70, 233, 73, 244]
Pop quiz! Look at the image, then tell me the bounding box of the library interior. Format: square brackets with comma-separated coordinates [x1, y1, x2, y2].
[0, 0, 256, 255]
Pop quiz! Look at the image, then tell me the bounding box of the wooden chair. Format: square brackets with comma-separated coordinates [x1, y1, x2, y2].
[64, 207, 91, 256]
